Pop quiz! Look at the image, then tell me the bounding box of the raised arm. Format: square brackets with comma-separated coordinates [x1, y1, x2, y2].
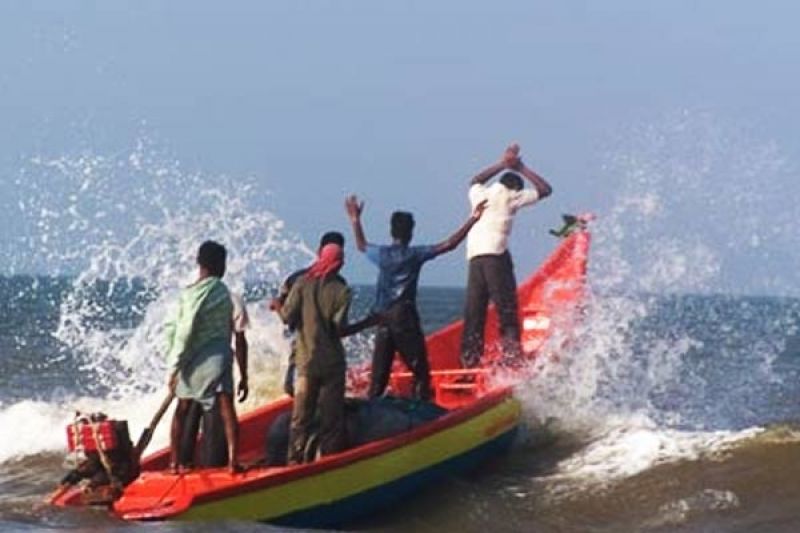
[515, 160, 553, 199]
[330, 287, 379, 337]
[469, 143, 521, 185]
[432, 200, 488, 255]
[345, 195, 368, 253]
[470, 161, 506, 186]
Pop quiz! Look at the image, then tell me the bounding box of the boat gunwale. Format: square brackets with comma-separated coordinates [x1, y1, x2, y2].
[117, 386, 516, 518]
[107, 230, 592, 521]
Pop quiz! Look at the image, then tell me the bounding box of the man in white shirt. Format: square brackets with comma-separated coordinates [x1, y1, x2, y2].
[461, 144, 553, 368]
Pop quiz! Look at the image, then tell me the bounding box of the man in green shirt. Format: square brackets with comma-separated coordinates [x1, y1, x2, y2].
[165, 241, 247, 474]
[275, 243, 376, 463]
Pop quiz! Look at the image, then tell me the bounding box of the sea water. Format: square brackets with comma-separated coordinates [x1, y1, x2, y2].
[1, 115, 800, 532]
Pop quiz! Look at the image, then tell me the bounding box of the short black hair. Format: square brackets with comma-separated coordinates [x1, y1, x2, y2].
[197, 240, 227, 277]
[499, 172, 524, 191]
[390, 211, 414, 244]
[318, 231, 345, 250]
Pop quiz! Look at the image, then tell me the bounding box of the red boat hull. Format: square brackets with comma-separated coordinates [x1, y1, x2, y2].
[51, 230, 591, 526]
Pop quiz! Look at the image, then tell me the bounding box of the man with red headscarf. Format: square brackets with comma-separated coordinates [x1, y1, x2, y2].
[270, 231, 346, 397]
[274, 243, 375, 463]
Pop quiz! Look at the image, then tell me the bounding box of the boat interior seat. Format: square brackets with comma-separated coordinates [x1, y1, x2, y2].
[389, 369, 490, 409]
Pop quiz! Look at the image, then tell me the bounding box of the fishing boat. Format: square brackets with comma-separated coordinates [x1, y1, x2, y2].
[51, 227, 590, 527]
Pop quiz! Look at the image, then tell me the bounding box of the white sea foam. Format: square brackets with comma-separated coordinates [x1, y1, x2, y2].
[543, 413, 761, 485]
[0, 139, 311, 463]
[0, 395, 166, 464]
[3, 115, 799, 485]
[650, 488, 741, 528]
[513, 112, 800, 489]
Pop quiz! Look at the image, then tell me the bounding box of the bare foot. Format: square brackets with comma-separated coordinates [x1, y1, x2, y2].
[169, 463, 194, 475]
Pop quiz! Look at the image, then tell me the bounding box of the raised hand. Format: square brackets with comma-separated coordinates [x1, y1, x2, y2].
[472, 199, 489, 220]
[502, 143, 521, 168]
[345, 195, 364, 222]
[237, 378, 249, 402]
[345, 194, 369, 252]
[268, 297, 281, 312]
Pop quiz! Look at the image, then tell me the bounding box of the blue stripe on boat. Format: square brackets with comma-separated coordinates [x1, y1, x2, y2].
[270, 427, 518, 529]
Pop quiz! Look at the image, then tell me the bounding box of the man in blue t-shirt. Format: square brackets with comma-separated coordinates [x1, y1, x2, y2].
[345, 195, 487, 400]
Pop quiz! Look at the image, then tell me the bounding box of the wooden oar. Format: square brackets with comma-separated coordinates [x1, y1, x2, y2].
[134, 390, 175, 459]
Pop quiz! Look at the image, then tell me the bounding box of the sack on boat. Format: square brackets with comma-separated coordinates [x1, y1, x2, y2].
[265, 397, 447, 466]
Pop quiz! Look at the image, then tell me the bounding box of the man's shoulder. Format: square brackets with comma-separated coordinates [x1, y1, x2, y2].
[468, 182, 489, 202]
[229, 290, 244, 305]
[485, 182, 533, 209]
[285, 267, 309, 287]
[487, 181, 509, 194]
[386, 242, 418, 255]
[411, 243, 435, 251]
[509, 187, 539, 208]
[211, 278, 232, 297]
[366, 242, 390, 253]
[325, 274, 349, 291]
[321, 276, 350, 302]
[369, 243, 406, 264]
[411, 244, 438, 260]
[289, 274, 311, 293]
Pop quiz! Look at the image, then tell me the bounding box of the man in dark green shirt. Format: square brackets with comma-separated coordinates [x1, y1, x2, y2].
[276, 243, 375, 463]
[271, 231, 346, 396]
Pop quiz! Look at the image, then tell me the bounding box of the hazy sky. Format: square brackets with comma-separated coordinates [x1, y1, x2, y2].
[1, 1, 798, 288]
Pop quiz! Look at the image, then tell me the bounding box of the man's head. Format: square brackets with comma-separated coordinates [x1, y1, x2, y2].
[197, 240, 227, 278]
[306, 243, 344, 279]
[390, 211, 414, 245]
[499, 172, 524, 191]
[318, 231, 345, 251]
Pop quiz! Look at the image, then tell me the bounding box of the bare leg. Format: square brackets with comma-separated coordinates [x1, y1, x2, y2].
[169, 399, 192, 474]
[216, 393, 241, 473]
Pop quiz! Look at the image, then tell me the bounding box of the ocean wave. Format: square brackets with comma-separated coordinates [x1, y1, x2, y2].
[542, 414, 763, 487]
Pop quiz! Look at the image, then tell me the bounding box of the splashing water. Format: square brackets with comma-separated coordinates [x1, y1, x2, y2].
[516, 111, 800, 489]
[0, 138, 313, 462]
[1, 114, 798, 501]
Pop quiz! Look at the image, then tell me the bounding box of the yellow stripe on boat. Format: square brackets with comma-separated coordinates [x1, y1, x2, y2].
[179, 396, 521, 522]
